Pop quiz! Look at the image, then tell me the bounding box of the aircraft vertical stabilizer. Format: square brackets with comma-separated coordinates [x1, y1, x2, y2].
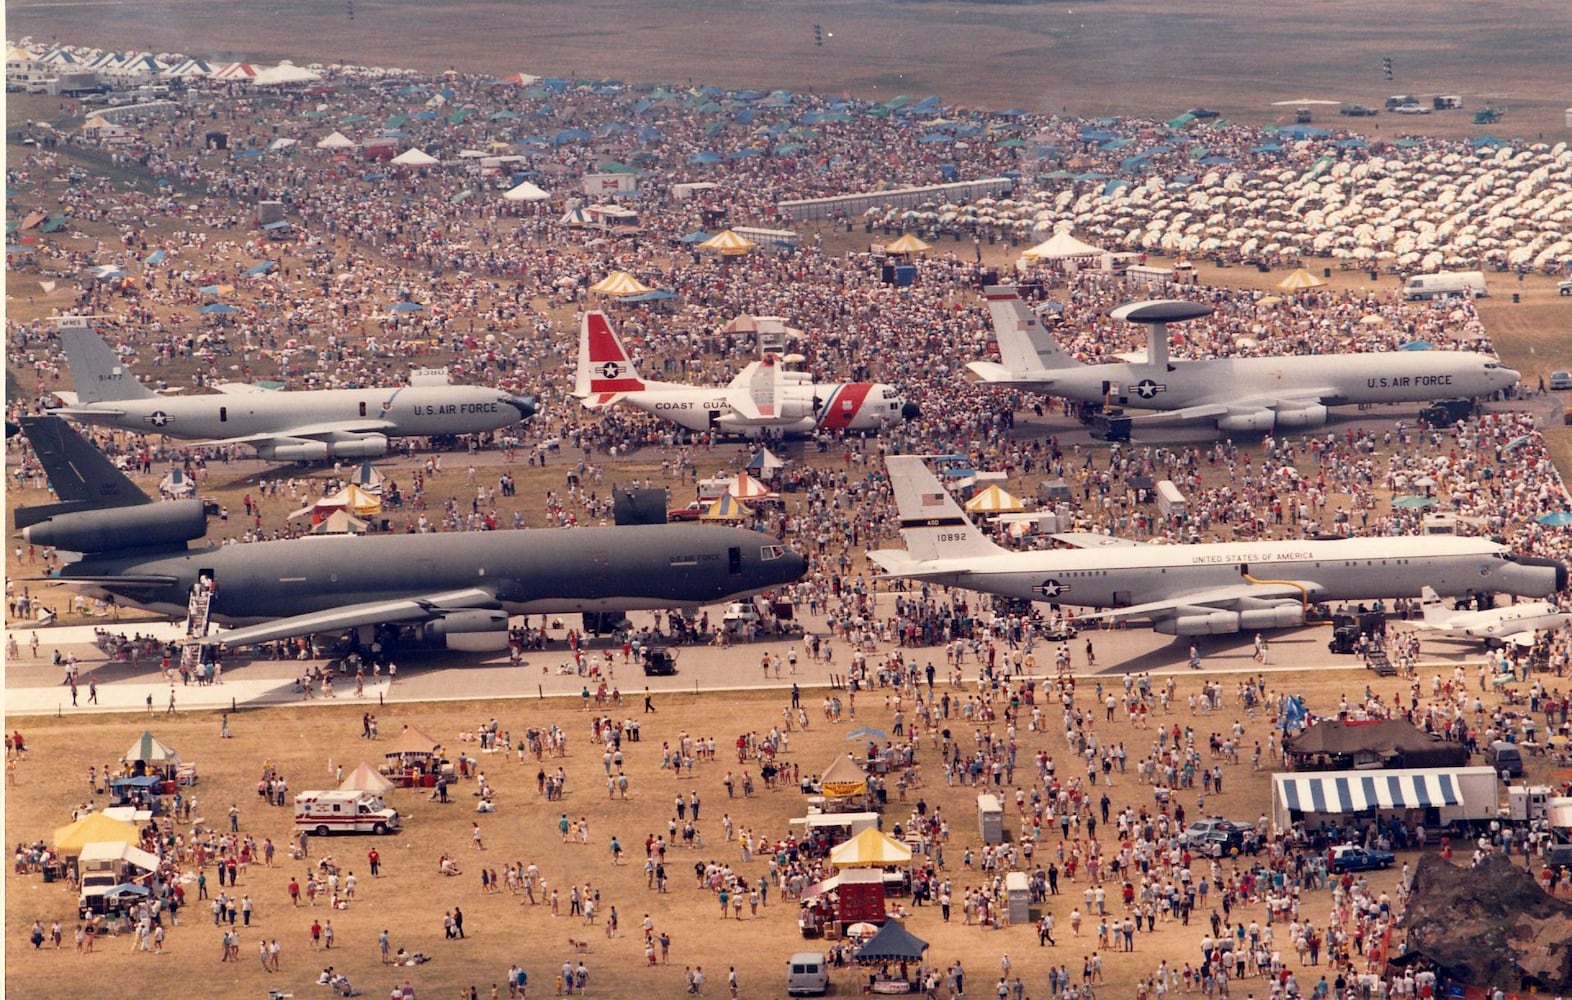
[885, 455, 1006, 563]
[984, 286, 1080, 372]
[58, 322, 157, 404]
[575, 311, 647, 405]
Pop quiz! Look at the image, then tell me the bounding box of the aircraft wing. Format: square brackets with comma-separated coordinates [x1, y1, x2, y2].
[203, 419, 397, 447]
[724, 360, 777, 422]
[1050, 532, 1143, 549]
[965, 361, 1058, 389]
[1126, 392, 1342, 427]
[1075, 581, 1318, 624]
[211, 382, 275, 395]
[196, 587, 504, 648]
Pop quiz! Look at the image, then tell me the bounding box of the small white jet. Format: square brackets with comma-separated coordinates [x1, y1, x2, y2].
[573, 311, 915, 436]
[967, 286, 1519, 432]
[1405, 585, 1572, 648]
[869, 455, 1565, 636]
[53, 321, 535, 461]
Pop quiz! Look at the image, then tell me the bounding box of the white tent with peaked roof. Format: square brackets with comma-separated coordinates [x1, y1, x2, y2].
[391, 148, 439, 167]
[1021, 225, 1105, 262]
[316, 131, 357, 150]
[503, 180, 550, 202]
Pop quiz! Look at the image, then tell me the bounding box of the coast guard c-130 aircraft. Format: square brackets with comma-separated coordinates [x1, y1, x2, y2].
[967, 286, 1519, 433]
[53, 321, 536, 461]
[870, 456, 1564, 637]
[574, 311, 917, 436]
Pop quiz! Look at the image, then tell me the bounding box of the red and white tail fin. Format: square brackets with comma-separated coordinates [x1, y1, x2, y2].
[575, 311, 646, 407]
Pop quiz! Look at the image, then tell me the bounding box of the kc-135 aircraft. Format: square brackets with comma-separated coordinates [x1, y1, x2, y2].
[574, 311, 918, 436]
[53, 321, 536, 461]
[967, 286, 1519, 433]
[14, 416, 806, 651]
[870, 456, 1564, 637]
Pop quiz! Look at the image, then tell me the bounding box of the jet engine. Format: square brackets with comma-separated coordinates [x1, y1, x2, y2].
[257, 441, 330, 462]
[22, 498, 207, 553]
[325, 435, 389, 459]
[419, 609, 510, 651]
[1272, 404, 1329, 429]
[1216, 410, 1275, 433]
[1155, 610, 1241, 635]
[1238, 604, 1306, 629]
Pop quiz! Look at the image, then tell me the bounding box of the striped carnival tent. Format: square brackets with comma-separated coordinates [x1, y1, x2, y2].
[1270, 766, 1494, 831]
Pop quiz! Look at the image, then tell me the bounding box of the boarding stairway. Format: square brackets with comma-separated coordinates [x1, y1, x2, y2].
[178, 583, 214, 673]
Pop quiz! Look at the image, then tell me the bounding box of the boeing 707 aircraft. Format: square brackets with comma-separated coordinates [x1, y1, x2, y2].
[967, 287, 1518, 433]
[870, 455, 1563, 636]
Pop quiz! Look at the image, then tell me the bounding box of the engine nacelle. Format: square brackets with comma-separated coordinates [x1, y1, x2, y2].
[777, 398, 815, 422]
[1157, 610, 1242, 636]
[1273, 404, 1329, 429]
[1238, 605, 1306, 630]
[420, 609, 510, 651]
[1217, 410, 1275, 433]
[23, 499, 207, 552]
[257, 440, 330, 462]
[326, 435, 389, 459]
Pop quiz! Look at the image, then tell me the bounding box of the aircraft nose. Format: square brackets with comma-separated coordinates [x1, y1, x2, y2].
[901, 402, 922, 421]
[779, 547, 808, 582]
[1513, 555, 1567, 593]
[502, 395, 537, 421]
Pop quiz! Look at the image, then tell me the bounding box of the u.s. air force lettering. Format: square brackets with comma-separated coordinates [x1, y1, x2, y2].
[412, 402, 501, 416]
[1368, 374, 1453, 388]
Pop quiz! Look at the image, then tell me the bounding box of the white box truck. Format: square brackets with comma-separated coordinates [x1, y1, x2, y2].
[1402, 271, 1487, 300]
[294, 790, 401, 836]
[1156, 480, 1188, 519]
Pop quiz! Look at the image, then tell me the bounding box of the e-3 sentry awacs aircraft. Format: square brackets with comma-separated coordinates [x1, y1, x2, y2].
[14, 416, 806, 651]
[967, 286, 1519, 433]
[53, 321, 536, 461]
[869, 455, 1564, 637]
[574, 311, 918, 436]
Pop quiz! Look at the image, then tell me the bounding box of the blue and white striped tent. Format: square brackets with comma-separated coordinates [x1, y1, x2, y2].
[1271, 766, 1495, 832]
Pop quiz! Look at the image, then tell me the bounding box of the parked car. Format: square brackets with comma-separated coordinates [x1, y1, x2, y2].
[1549, 371, 1572, 391]
[1340, 104, 1378, 117]
[667, 501, 708, 522]
[1557, 279, 1572, 296]
[1328, 845, 1395, 873]
[1393, 103, 1431, 115]
[721, 601, 762, 628]
[1187, 107, 1221, 120]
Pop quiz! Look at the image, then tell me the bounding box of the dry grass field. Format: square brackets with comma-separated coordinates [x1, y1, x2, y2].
[8, 1, 1572, 997]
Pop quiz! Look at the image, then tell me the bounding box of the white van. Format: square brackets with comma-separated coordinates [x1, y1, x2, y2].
[787, 952, 830, 996]
[294, 790, 401, 835]
[1402, 271, 1487, 301]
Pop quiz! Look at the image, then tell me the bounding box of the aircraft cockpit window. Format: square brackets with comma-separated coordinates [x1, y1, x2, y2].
[760, 545, 785, 561]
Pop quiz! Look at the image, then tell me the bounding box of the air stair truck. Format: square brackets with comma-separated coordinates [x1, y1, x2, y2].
[294, 790, 401, 837]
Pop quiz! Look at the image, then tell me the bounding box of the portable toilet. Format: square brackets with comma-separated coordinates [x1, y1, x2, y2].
[977, 793, 1003, 845]
[1005, 871, 1031, 923]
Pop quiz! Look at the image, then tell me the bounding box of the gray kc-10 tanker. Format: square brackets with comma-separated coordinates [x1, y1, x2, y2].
[14, 416, 806, 650]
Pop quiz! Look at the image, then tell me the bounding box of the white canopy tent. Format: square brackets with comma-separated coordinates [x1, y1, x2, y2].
[503, 180, 550, 202]
[391, 148, 439, 167]
[316, 131, 357, 150]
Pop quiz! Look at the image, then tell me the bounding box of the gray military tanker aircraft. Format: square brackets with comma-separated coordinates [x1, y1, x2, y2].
[14, 416, 806, 650]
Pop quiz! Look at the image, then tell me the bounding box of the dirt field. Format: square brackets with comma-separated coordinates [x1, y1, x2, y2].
[8, 3, 1572, 997]
[8, 0, 1572, 138]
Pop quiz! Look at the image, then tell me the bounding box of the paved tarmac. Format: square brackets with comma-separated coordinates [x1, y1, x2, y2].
[3, 594, 1491, 718]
